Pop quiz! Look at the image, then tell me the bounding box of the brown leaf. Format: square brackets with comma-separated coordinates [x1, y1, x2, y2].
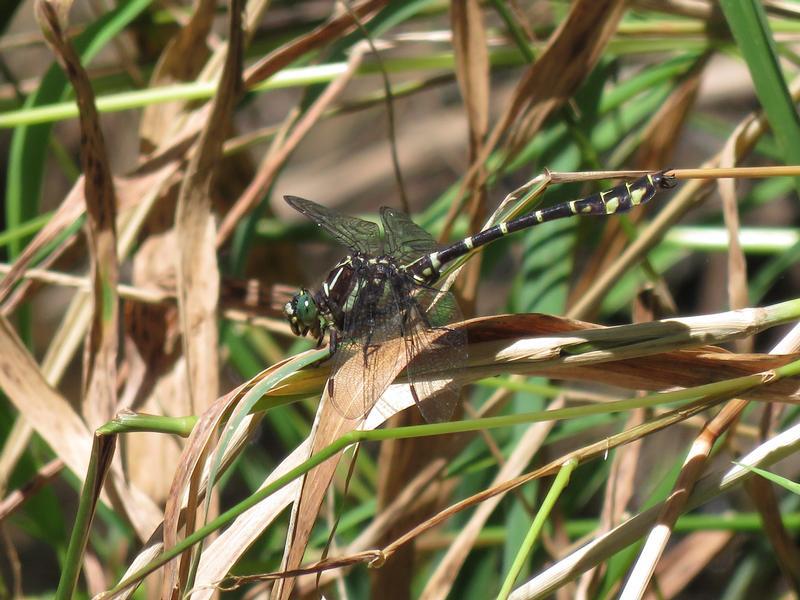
[463, 313, 800, 404]
[35, 0, 120, 428]
[443, 0, 625, 246]
[450, 0, 490, 314]
[175, 0, 243, 412]
[0, 314, 162, 541]
[160, 386, 246, 597]
[0, 315, 94, 486]
[719, 118, 753, 352]
[451, 0, 489, 150]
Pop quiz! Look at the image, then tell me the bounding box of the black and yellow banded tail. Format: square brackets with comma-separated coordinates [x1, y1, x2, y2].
[410, 171, 676, 283]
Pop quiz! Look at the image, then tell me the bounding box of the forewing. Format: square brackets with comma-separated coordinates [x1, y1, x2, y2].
[285, 195, 382, 255]
[401, 287, 467, 423]
[380, 206, 441, 264]
[326, 276, 406, 420]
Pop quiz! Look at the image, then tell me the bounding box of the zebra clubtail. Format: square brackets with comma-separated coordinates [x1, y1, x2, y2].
[284, 171, 676, 422]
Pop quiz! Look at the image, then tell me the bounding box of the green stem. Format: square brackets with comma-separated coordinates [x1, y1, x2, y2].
[96, 413, 198, 437]
[57, 435, 116, 600]
[497, 458, 579, 600]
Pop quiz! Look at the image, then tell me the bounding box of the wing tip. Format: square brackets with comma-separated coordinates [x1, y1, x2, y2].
[284, 194, 307, 211]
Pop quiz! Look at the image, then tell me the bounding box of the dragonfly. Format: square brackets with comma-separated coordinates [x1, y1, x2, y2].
[284, 170, 677, 422]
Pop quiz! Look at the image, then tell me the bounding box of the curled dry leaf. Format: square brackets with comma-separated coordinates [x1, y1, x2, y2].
[35, 0, 120, 428]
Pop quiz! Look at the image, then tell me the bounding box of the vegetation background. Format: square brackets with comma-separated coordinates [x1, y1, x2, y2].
[2, 0, 800, 598]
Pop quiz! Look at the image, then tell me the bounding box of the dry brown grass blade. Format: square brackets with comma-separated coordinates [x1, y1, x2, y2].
[498, 0, 625, 156]
[35, 0, 121, 428]
[139, 0, 217, 151]
[719, 119, 753, 353]
[175, 0, 243, 412]
[450, 0, 489, 313]
[451, 0, 489, 148]
[0, 308, 162, 541]
[0, 316, 94, 500]
[264, 311, 800, 410]
[116, 358, 306, 599]
[190, 441, 310, 599]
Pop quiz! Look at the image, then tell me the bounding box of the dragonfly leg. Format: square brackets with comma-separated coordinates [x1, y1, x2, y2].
[328, 328, 339, 355]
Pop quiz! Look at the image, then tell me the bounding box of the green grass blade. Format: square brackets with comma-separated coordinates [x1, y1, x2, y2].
[720, 1, 800, 193]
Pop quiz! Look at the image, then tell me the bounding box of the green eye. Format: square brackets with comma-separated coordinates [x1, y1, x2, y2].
[295, 291, 318, 326]
[284, 288, 325, 340]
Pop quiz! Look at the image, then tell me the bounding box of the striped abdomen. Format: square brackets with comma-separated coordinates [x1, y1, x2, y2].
[412, 171, 676, 283]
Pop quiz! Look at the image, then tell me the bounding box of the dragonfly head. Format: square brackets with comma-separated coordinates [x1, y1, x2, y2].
[284, 288, 323, 340]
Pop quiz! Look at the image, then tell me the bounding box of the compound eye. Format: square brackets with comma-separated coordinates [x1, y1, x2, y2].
[294, 290, 319, 327]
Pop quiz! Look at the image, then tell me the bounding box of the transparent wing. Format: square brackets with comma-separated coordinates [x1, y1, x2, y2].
[326, 275, 405, 420]
[285, 195, 382, 255]
[380, 206, 442, 264]
[399, 286, 466, 423]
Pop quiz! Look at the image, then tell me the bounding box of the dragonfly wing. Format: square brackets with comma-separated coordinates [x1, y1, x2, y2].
[400, 287, 467, 423]
[326, 275, 406, 420]
[380, 206, 442, 264]
[285, 195, 383, 255]
[326, 331, 405, 420]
